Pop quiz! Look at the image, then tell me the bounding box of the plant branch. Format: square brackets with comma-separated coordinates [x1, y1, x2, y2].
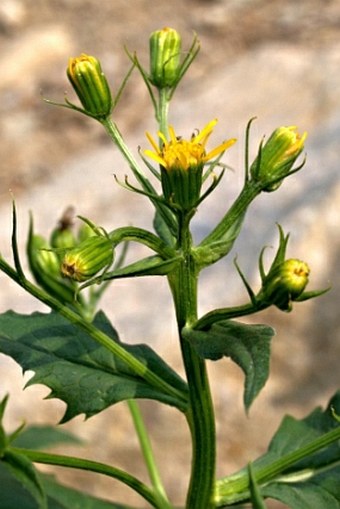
[128, 400, 172, 508]
[11, 446, 160, 508]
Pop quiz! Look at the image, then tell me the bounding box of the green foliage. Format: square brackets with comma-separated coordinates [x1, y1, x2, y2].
[183, 320, 275, 410]
[0, 449, 47, 509]
[11, 426, 82, 450]
[259, 392, 340, 508]
[216, 392, 340, 507]
[0, 310, 188, 422]
[0, 464, 136, 509]
[0, 26, 336, 509]
[42, 474, 136, 509]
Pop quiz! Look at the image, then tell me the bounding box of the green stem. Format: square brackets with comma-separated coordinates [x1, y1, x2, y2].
[0, 257, 187, 410]
[195, 301, 268, 330]
[200, 181, 261, 247]
[158, 88, 170, 139]
[10, 447, 159, 508]
[101, 118, 157, 197]
[127, 400, 172, 508]
[101, 117, 178, 236]
[168, 213, 216, 509]
[108, 226, 175, 258]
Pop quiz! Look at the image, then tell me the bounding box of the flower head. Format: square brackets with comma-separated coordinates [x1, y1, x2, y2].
[144, 120, 236, 211]
[262, 258, 310, 311]
[145, 119, 235, 171]
[149, 27, 182, 88]
[67, 53, 112, 118]
[251, 126, 307, 192]
[61, 236, 114, 282]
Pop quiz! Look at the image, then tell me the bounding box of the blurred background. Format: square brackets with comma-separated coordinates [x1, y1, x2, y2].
[0, 0, 339, 507]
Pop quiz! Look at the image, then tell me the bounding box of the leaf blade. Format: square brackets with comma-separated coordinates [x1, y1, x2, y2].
[0, 310, 188, 422]
[183, 320, 275, 410]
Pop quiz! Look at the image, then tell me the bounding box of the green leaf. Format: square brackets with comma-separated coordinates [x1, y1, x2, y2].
[101, 254, 181, 279]
[42, 474, 136, 509]
[195, 212, 246, 267]
[259, 392, 340, 469]
[183, 320, 275, 410]
[262, 470, 340, 509]
[0, 310, 188, 422]
[153, 209, 176, 247]
[0, 450, 47, 509]
[12, 426, 82, 450]
[259, 392, 340, 508]
[216, 392, 340, 507]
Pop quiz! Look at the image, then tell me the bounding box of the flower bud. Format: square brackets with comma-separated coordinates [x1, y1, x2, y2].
[50, 227, 76, 251]
[61, 236, 113, 282]
[29, 234, 61, 278]
[27, 234, 76, 303]
[251, 126, 307, 192]
[149, 27, 181, 88]
[262, 258, 310, 311]
[77, 222, 96, 243]
[67, 54, 113, 118]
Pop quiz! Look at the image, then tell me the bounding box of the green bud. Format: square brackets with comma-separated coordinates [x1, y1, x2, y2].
[27, 233, 76, 303]
[77, 222, 96, 243]
[29, 234, 61, 278]
[61, 236, 114, 282]
[50, 206, 76, 251]
[262, 258, 310, 311]
[50, 228, 76, 251]
[251, 126, 307, 192]
[149, 27, 181, 88]
[67, 53, 113, 118]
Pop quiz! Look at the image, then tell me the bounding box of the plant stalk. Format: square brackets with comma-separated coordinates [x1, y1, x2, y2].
[127, 400, 172, 508]
[10, 447, 160, 508]
[168, 212, 216, 509]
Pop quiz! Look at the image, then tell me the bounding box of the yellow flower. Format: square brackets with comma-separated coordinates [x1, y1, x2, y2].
[145, 119, 236, 171]
[144, 119, 236, 211]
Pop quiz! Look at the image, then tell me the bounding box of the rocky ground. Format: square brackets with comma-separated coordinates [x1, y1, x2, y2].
[0, 0, 340, 507]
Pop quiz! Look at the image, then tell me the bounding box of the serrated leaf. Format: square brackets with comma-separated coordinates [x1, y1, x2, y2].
[42, 474, 136, 509]
[0, 450, 47, 509]
[12, 426, 82, 450]
[0, 310, 187, 422]
[183, 320, 275, 410]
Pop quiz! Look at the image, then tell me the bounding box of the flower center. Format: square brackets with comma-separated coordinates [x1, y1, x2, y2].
[161, 139, 206, 171]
